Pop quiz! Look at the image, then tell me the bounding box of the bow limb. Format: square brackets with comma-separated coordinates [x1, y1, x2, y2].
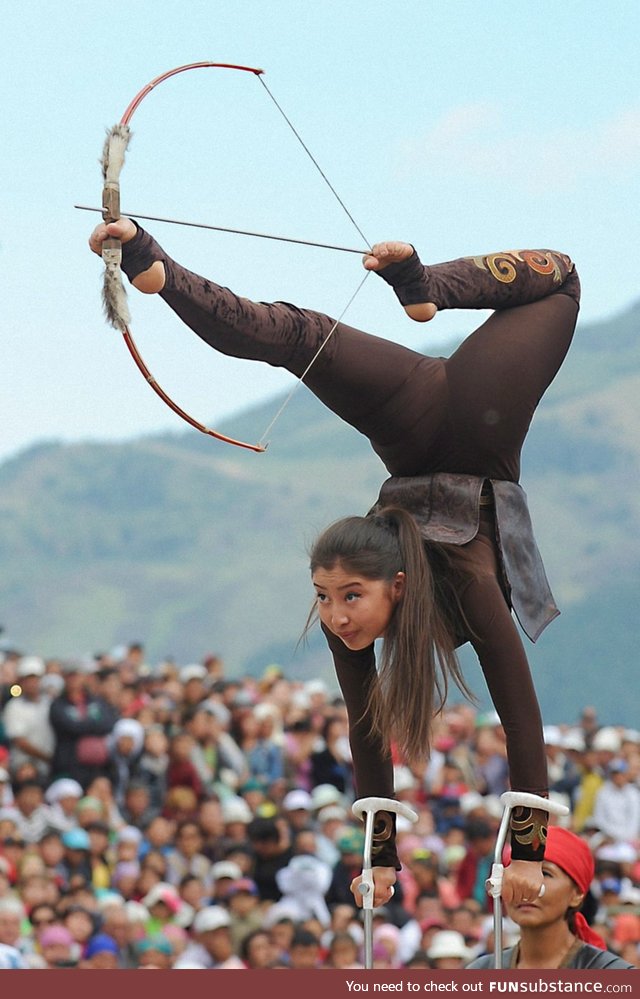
[99, 62, 268, 453]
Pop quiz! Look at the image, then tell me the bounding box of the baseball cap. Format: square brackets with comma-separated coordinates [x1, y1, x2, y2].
[317, 804, 348, 823]
[193, 906, 231, 933]
[337, 829, 365, 854]
[427, 930, 471, 961]
[282, 789, 313, 812]
[40, 925, 75, 948]
[180, 663, 208, 683]
[601, 878, 622, 894]
[221, 797, 253, 824]
[609, 758, 629, 774]
[62, 828, 90, 851]
[310, 784, 344, 810]
[225, 877, 259, 898]
[211, 861, 243, 882]
[85, 933, 119, 958]
[16, 656, 45, 678]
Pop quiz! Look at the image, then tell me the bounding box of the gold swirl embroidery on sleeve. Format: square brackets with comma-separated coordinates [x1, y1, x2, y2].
[519, 250, 566, 283]
[472, 252, 519, 283]
[510, 806, 548, 852]
[474, 249, 571, 285]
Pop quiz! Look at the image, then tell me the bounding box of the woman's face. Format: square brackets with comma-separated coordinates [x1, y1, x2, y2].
[507, 861, 584, 928]
[312, 562, 404, 651]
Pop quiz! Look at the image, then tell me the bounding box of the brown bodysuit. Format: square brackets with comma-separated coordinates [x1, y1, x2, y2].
[121, 231, 580, 867]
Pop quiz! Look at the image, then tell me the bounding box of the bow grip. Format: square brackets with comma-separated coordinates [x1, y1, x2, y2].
[101, 183, 122, 263]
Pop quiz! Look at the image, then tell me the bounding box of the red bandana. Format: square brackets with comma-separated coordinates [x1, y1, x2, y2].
[544, 826, 606, 950]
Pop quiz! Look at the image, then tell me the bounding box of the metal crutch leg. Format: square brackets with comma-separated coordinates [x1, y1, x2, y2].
[352, 796, 419, 970]
[485, 791, 570, 969]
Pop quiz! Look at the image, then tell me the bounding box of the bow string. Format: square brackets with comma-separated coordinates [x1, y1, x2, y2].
[99, 61, 372, 452]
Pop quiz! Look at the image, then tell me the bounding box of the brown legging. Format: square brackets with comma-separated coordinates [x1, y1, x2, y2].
[122, 231, 579, 799]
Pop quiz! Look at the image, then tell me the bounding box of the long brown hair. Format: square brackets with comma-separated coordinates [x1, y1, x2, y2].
[308, 506, 474, 765]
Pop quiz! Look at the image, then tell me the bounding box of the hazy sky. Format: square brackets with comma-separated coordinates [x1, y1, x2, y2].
[3, 0, 639, 463]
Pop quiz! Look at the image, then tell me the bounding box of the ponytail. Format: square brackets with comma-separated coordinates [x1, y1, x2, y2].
[309, 506, 473, 764]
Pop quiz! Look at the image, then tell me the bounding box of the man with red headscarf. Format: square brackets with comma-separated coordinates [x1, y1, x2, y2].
[467, 827, 636, 969]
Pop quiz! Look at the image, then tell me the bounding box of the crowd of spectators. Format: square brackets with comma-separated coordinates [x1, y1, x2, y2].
[0, 641, 639, 970]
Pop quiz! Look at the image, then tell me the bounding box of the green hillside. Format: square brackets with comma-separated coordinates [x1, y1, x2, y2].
[0, 300, 638, 725]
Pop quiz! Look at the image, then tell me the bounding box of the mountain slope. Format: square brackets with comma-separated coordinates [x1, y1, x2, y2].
[1, 300, 638, 724]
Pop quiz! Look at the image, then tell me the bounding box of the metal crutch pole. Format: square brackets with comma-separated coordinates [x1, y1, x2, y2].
[352, 796, 419, 970]
[485, 791, 570, 969]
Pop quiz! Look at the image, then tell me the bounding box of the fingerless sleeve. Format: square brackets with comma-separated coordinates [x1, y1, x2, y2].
[378, 247, 580, 311]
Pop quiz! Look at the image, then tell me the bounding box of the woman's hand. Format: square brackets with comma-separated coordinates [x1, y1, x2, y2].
[350, 865, 396, 908]
[502, 860, 544, 907]
[362, 241, 414, 271]
[88, 218, 166, 293]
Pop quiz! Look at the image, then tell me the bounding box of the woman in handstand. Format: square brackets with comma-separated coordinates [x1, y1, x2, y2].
[89, 218, 581, 910]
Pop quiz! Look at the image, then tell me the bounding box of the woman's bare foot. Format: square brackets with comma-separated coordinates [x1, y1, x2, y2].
[363, 241, 437, 323]
[362, 241, 414, 271]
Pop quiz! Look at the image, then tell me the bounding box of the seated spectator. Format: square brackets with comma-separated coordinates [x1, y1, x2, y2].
[121, 780, 157, 829]
[0, 896, 32, 958]
[166, 734, 204, 802]
[84, 775, 125, 830]
[134, 933, 174, 969]
[80, 932, 120, 969]
[43, 778, 83, 832]
[38, 924, 79, 968]
[325, 929, 362, 968]
[9, 779, 51, 845]
[108, 719, 145, 808]
[136, 726, 169, 814]
[2, 657, 55, 782]
[310, 716, 352, 793]
[288, 927, 323, 969]
[141, 882, 193, 935]
[467, 827, 635, 969]
[238, 707, 284, 786]
[456, 818, 496, 913]
[49, 661, 118, 789]
[239, 928, 277, 969]
[173, 905, 244, 969]
[224, 877, 263, 952]
[165, 819, 211, 890]
[246, 816, 292, 902]
[592, 759, 640, 845]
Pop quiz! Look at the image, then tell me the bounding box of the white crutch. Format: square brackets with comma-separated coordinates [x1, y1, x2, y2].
[352, 796, 419, 970]
[485, 791, 570, 969]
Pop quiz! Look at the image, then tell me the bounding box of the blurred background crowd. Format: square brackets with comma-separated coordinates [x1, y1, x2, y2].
[0, 642, 639, 970]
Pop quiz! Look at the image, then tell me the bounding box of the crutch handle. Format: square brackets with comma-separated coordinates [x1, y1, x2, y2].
[499, 791, 570, 817]
[490, 791, 570, 969]
[352, 796, 419, 824]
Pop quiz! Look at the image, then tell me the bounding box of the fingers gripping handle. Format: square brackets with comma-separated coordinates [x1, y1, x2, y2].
[485, 791, 570, 898]
[352, 797, 418, 911]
